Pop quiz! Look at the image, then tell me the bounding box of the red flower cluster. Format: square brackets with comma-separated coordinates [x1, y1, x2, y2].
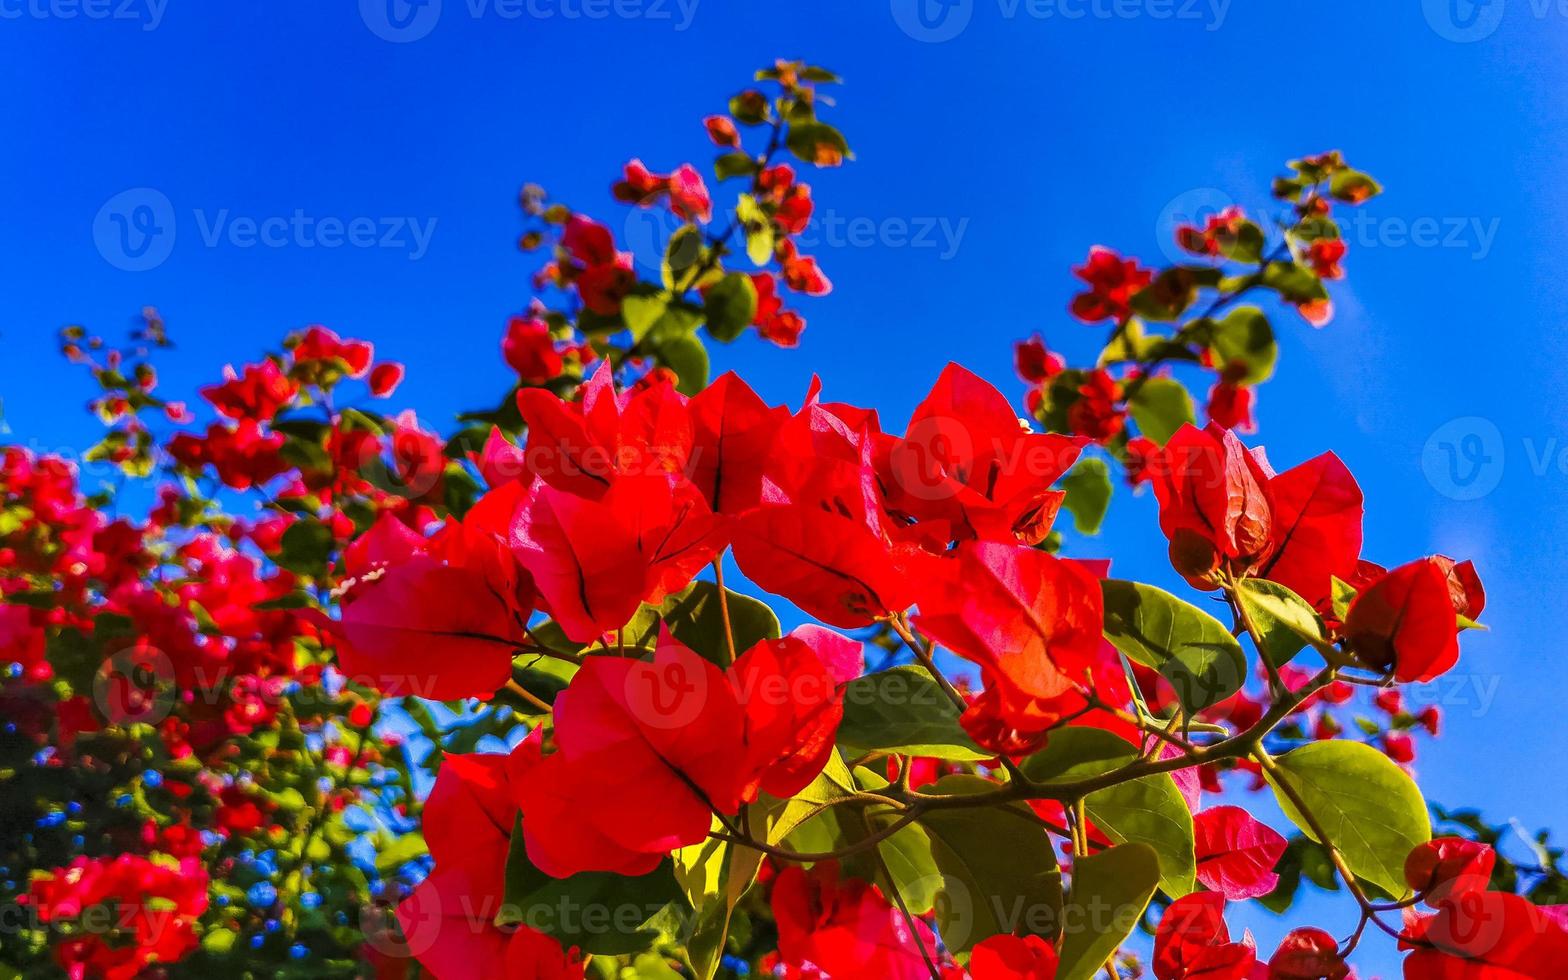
[1070, 246, 1152, 323]
[23, 855, 209, 980]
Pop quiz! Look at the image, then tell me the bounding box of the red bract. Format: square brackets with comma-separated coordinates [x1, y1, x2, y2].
[1149, 423, 1274, 589]
[770, 862, 939, 980]
[200, 360, 298, 421]
[24, 854, 209, 980]
[1267, 927, 1348, 980]
[611, 159, 668, 205]
[1152, 893, 1257, 980]
[915, 542, 1107, 736]
[959, 933, 1060, 979]
[1406, 838, 1497, 905]
[1402, 888, 1568, 978]
[368, 360, 404, 397]
[338, 514, 534, 700]
[1207, 380, 1256, 433]
[703, 114, 740, 147]
[509, 471, 723, 643]
[1429, 555, 1487, 621]
[1255, 451, 1364, 608]
[1193, 805, 1289, 900]
[1068, 368, 1125, 442]
[503, 316, 565, 383]
[293, 325, 375, 378]
[397, 753, 584, 979]
[166, 420, 290, 490]
[732, 395, 915, 627]
[777, 239, 832, 295]
[883, 363, 1083, 546]
[516, 363, 692, 500]
[1070, 246, 1152, 323]
[1014, 334, 1065, 384]
[515, 630, 847, 877]
[1345, 558, 1461, 682]
[685, 371, 788, 515]
[1176, 205, 1248, 257]
[669, 163, 713, 222]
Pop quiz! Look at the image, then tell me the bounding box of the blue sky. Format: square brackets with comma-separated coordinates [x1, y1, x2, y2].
[2, 1, 1564, 972]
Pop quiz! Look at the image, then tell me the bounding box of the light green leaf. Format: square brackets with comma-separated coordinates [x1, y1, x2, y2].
[837, 666, 990, 762]
[1100, 580, 1247, 713]
[1128, 378, 1195, 446]
[1056, 844, 1160, 980]
[1264, 741, 1430, 899]
[1236, 578, 1328, 668]
[1060, 457, 1112, 536]
[702, 271, 757, 343]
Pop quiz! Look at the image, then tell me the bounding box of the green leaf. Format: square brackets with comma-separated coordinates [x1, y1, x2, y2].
[621, 290, 670, 343]
[1236, 578, 1328, 668]
[543, 581, 780, 666]
[673, 822, 730, 980]
[837, 666, 990, 762]
[1100, 580, 1247, 713]
[1060, 457, 1112, 535]
[501, 815, 685, 955]
[1127, 378, 1195, 446]
[785, 121, 850, 165]
[843, 769, 941, 914]
[1261, 261, 1329, 304]
[655, 332, 710, 395]
[1264, 741, 1430, 898]
[663, 224, 706, 292]
[1022, 728, 1196, 898]
[1217, 219, 1266, 264]
[277, 520, 334, 573]
[714, 152, 757, 182]
[736, 194, 773, 267]
[1055, 844, 1160, 980]
[1329, 169, 1382, 204]
[702, 272, 758, 343]
[918, 774, 1063, 952]
[1202, 306, 1277, 385]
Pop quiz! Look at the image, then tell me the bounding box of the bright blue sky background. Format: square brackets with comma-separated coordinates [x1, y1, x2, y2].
[3, 1, 1565, 973]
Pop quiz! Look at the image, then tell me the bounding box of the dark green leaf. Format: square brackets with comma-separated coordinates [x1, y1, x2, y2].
[1055, 844, 1161, 980]
[1100, 580, 1246, 713]
[1060, 457, 1112, 535]
[702, 272, 757, 343]
[837, 666, 990, 762]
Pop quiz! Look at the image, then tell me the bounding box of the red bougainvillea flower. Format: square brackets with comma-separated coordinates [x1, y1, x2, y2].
[503, 316, 565, 383]
[1070, 246, 1152, 323]
[948, 934, 1060, 979]
[338, 513, 534, 700]
[1193, 805, 1289, 900]
[669, 163, 713, 222]
[1152, 893, 1257, 980]
[703, 114, 740, 147]
[292, 325, 374, 378]
[882, 363, 1083, 546]
[1175, 205, 1248, 257]
[611, 158, 668, 205]
[1150, 423, 1275, 589]
[397, 752, 583, 980]
[685, 371, 789, 515]
[1014, 334, 1065, 384]
[777, 238, 833, 295]
[1428, 554, 1487, 621]
[1406, 837, 1497, 905]
[1344, 558, 1462, 682]
[1307, 238, 1347, 280]
[770, 862, 939, 980]
[732, 390, 915, 627]
[1254, 451, 1363, 609]
[388, 409, 447, 496]
[515, 362, 692, 500]
[1068, 368, 1125, 442]
[510, 471, 722, 643]
[167, 420, 291, 490]
[368, 361, 404, 397]
[560, 215, 635, 315]
[1268, 928, 1348, 980]
[515, 629, 849, 877]
[915, 542, 1107, 735]
[1402, 887, 1568, 978]
[22, 854, 209, 980]
[1206, 380, 1256, 433]
[200, 360, 298, 421]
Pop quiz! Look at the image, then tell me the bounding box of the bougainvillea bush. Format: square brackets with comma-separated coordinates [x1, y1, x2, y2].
[3, 62, 1566, 979]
